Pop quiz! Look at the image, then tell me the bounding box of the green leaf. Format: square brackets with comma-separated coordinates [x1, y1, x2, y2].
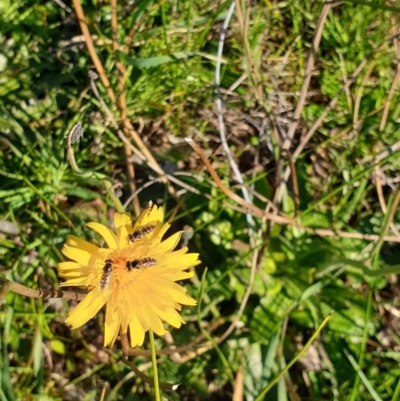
[242, 340, 280, 401]
[32, 326, 43, 376]
[123, 51, 224, 68]
[50, 340, 66, 355]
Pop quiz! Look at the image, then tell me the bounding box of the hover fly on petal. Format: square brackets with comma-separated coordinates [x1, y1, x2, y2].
[99, 259, 113, 290]
[127, 224, 156, 243]
[126, 257, 157, 271]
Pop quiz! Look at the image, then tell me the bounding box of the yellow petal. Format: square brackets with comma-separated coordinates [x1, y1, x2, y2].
[114, 212, 132, 248]
[142, 307, 166, 336]
[118, 225, 129, 249]
[118, 287, 133, 332]
[65, 235, 99, 254]
[155, 223, 170, 241]
[58, 262, 92, 280]
[166, 283, 197, 305]
[163, 270, 194, 281]
[104, 304, 121, 346]
[150, 205, 164, 223]
[153, 250, 200, 271]
[65, 290, 106, 329]
[132, 278, 174, 307]
[60, 276, 91, 286]
[114, 212, 132, 230]
[151, 304, 185, 328]
[62, 245, 92, 266]
[57, 261, 80, 271]
[135, 204, 164, 228]
[152, 231, 182, 254]
[86, 222, 118, 249]
[135, 304, 150, 332]
[58, 270, 87, 279]
[129, 316, 145, 347]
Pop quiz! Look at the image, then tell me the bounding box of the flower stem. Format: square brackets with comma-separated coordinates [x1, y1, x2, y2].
[149, 330, 161, 401]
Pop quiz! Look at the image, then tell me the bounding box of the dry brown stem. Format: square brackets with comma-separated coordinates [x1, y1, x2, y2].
[186, 139, 400, 243]
[0, 276, 85, 301]
[110, 0, 140, 216]
[72, 0, 178, 206]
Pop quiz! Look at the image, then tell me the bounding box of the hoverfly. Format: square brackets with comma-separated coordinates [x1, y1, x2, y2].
[127, 224, 156, 243]
[99, 259, 113, 290]
[126, 257, 157, 271]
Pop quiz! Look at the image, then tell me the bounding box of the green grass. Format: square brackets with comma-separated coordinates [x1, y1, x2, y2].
[1, 0, 400, 400]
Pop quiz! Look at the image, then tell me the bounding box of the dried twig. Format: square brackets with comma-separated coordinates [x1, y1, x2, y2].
[214, 2, 262, 345]
[118, 318, 226, 357]
[234, 0, 263, 103]
[0, 276, 85, 301]
[72, 0, 174, 201]
[374, 169, 400, 237]
[120, 333, 179, 391]
[186, 138, 293, 223]
[282, 2, 332, 151]
[72, 0, 117, 103]
[371, 190, 400, 259]
[123, 0, 170, 53]
[277, 31, 400, 204]
[88, 71, 145, 162]
[379, 14, 400, 131]
[121, 357, 179, 391]
[187, 138, 400, 243]
[110, 0, 140, 216]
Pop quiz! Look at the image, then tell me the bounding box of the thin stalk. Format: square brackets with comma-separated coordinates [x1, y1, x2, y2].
[349, 290, 373, 401]
[255, 312, 332, 401]
[149, 330, 161, 401]
[392, 378, 400, 401]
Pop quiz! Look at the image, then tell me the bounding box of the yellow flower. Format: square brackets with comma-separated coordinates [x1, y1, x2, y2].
[57, 204, 200, 347]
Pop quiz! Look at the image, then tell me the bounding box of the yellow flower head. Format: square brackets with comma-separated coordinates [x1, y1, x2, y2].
[57, 204, 200, 347]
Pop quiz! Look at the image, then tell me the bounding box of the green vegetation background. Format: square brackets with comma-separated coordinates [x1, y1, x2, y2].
[1, 0, 400, 400]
